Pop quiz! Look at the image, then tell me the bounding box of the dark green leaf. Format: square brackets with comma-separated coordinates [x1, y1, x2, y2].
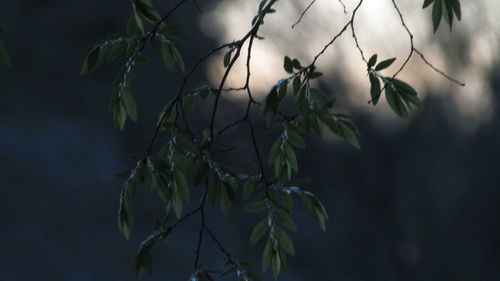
[375, 58, 396, 71]
[432, 0, 443, 32]
[292, 59, 302, 70]
[274, 211, 297, 232]
[287, 130, 306, 149]
[274, 227, 295, 256]
[250, 218, 269, 244]
[368, 54, 378, 68]
[283, 56, 293, 73]
[369, 73, 381, 105]
[261, 238, 272, 271]
[224, 49, 233, 67]
[245, 201, 268, 212]
[423, 0, 435, 8]
[385, 84, 409, 119]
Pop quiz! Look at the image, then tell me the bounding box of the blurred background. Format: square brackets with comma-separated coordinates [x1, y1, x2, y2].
[0, 0, 498, 280]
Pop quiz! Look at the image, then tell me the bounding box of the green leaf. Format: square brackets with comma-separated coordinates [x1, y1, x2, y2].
[268, 138, 282, 165]
[162, 43, 175, 71]
[182, 95, 197, 114]
[292, 77, 301, 96]
[442, 0, 453, 29]
[287, 130, 306, 149]
[451, 0, 461, 20]
[308, 71, 322, 79]
[393, 79, 417, 96]
[224, 49, 233, 67]
[283, 143, 298, 173]
[292, 59, 302, 70]
[432, 0, 443, 32]
[106, 40, 126, 62]
[135, 0, 161, 23]
[368, 54, 378, 68]
[385, 84, 409, 119]
[375, 58, 396, 71]
[274, 211, 297, 232]
[423, 0, 435, 8]
[117, 195, 132, 240]
[322, 116, 360, 149]
[274, 227, 295, 256]
[261, 238, 272, 272]
[120, 90, 138, 122]
[283, 56, 293, 73]
[170, 44, 185, 72]
[80, 46, 101, 76]
[245, 200, 268, 212]
[250, 218, 269, 244]
[369, 73, 381, 105]
[0, 41, 12, 67]
[278, 80, 288, 100]
[243, 180, 256, 200]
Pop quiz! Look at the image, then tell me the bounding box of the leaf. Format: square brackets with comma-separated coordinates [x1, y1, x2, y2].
[292, 59, 302, 70]
[451, 0, 461, 20]
[162, 43, 175, 71]
[224, 49, 233, 67]
[283, 56, 293, 73]
[278, 79, 288, 100]
[369, 73, 381, 105]
[368, 54, 378, 68]
[322, 116, 360, 149]
[274, 211, 297, 232]
[393, 79, 417, 96]
[243, 180, 256, 200]
[250, 218, 269, 244]
[283, 143, 298, 173]
[423, 0, 435, 8]
[292, 77, 301, 96]
[244, 201, 268, 212]
[274, 227, 295, 256]
[308, 71, 322, 79]
[80, 46, 101, 76]
[442, 0, 453, 29]
[287, 130, 306, 149]
[432, 0, 443, 32]
[120, 90, 138, 122]
[117, 195, 132, 240]
[385, 84, 409, 119]
[375, 58, 396, 71]
[0, 41, 12, 67]
[135, 0, 161, 23]
[106, 40, 126, 62]
[261, 238, 272, 272]
[182, 95, 197, 114]
[169, 44, 185, 72]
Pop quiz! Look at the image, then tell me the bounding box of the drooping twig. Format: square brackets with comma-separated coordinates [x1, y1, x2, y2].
[292, 0, 317, 29]
[339, 0, 348, 14]
[368, 0, 465, 103]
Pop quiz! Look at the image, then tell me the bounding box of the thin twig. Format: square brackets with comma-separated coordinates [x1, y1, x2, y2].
[292, 0, 317, 29]
[339, 0, 347, 14]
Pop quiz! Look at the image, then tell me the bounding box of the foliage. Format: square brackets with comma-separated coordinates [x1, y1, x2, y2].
[79, 0, 464, 280]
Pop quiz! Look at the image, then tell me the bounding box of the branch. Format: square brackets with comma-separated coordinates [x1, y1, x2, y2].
[292, 0, 317, 29]
[368, 0, 465, 103]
